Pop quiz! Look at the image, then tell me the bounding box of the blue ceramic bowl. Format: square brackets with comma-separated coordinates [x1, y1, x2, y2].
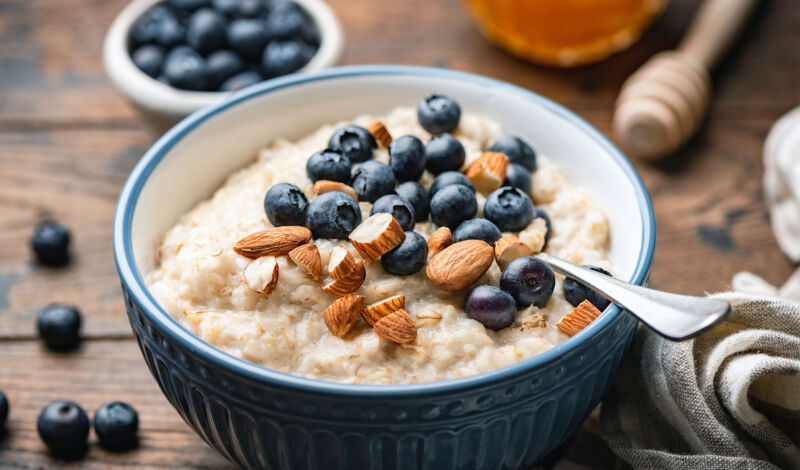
[114, 65, 655, 469]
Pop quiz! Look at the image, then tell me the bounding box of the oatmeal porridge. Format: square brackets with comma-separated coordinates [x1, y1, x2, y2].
[146, 102, 611, 384]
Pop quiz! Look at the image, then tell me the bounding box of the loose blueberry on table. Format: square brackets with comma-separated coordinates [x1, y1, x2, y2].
[37, 400, 90, 459]
[30, 221, 71, 266]
[128, 0, 320, 92]
[37, 304, 82, 352]
[94, 401, 140, 451]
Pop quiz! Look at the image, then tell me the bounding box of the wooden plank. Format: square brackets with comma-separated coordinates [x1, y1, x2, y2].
[0, 339, 233, 468]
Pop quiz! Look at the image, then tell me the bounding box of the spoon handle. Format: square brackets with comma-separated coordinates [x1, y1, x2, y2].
[535, 253, 731, 340]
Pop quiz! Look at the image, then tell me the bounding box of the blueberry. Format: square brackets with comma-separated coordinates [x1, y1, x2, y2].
[31, 221, 70, 266]
[163, 47, 207, 90]
[306, 191, 361, 239]
[212, 0, 242, 16]
[261, 38, 314, 77]
[237, 0, 267, 17]
[371, 195, 415, 231]
[186, 8, 227, 54]
[465, 285, 517, 330]
[37, 304, 82, 351]
[417, 94, 461, 135]
[428, 171, 474, 198]
[94, 401, 139, 451]
[155, 15, 186, 47]
[0, 390, 8, 428]
[266, 2, 318, 44]
[381, 231, 427, 276]
[563, 266, 612, 311]
[205, 50, 243, 87]
[327, 125, 376, 163]
[350, 160, 396, 203]
[484, 186, 534, 232]
[500, 256, 555, 309]
[389, 135, 426, 182]
[306, 149, 351, 183]
[264, 182, 308, 226]
[395, 181, 429, 222]
[227, 18, 270, 59]
[425, 133, 465, 175]
[532, 206, 552, 244]
[219, 70, 262, 91]
[488, 135, 537, 171]
[168, 0, 211, 10]
[429, 184, 477, 228]
[453, 218, 502, 245]
[130, 5, 175, 46]
[37, 400, 90, 459]
[504, 162, 531, 195]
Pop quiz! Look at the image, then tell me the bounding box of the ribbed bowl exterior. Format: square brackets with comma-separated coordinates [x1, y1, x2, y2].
[123, 286, 637, 470]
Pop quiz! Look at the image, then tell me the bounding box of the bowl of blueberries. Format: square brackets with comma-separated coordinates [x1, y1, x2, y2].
[104, 0, 343, 122]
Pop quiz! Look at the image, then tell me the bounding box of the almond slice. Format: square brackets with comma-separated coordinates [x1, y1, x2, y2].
[427, 227, 453, 259]
[494, 234, 535, 270]
[349, 213, 405, 261]
[557, 300, 603, 336]
[426, 239, 494, 291]
[313, 180, 359, 201]
[321, 260, 366, 296]
[366, 120, 393, 148]
[234, 226, 311, 259]
[288, 244, 321, 281]
[242, 256, 279, 295]
[362, 294, 406, 326]
[323, 294, 366, 337]
[465, 151, 509, 195]
[374, 309, 417, 344]
[328, 246, 358, 280]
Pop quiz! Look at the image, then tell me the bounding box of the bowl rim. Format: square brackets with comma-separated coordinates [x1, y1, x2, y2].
[102, 0, 344, 116]
[113, 64, 656, 397]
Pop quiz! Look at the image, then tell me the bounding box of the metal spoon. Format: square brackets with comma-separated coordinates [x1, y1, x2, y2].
[535, 253, 731, 340]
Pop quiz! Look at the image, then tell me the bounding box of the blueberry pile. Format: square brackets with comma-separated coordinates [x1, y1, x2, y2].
[262, 93, 610, 331]
[129, 0, 320, 92]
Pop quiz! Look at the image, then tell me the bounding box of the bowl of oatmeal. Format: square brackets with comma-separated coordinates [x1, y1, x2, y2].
[114, 65, 654, 469]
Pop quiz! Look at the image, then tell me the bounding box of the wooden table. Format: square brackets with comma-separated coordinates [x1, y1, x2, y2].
[0, 0, 797, 467]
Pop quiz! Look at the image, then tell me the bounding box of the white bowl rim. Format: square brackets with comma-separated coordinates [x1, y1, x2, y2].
[102, 0, 344, 116]
[113, 65, 656, 396]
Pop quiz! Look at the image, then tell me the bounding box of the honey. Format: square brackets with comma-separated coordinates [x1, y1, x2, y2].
[463, 0, 668, 67]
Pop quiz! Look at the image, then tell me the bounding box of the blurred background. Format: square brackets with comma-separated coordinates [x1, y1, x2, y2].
[0, 0, 797, 467]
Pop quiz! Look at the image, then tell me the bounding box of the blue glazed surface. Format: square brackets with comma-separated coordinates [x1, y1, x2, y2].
[114, 65, 655, 469]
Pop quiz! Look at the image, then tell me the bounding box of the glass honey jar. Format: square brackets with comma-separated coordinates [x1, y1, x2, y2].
[463, 0, 668, 67]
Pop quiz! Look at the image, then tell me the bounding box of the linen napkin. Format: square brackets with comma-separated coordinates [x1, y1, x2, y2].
[593, 107, 800, 470]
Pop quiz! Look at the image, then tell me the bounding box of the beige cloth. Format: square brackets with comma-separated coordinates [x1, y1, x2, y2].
[594, 108, 800, 469]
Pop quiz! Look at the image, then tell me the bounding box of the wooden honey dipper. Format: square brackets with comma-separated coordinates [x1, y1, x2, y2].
[613, 0, 760, 160]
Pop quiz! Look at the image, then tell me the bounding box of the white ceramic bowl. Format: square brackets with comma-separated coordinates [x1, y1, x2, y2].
[103, 0, 344, 123]
[114, 66, 655, 469]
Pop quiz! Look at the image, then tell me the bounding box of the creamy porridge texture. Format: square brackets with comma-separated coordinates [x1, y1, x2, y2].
[146, 106, 611, 384]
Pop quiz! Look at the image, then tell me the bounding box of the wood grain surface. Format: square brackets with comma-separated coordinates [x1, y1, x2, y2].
[0, 0, 797, 467]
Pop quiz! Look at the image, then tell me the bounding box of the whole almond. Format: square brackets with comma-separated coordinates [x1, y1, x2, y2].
[374, 309, 417, 344]
[557, 300, 602, 336]
[321, 260, 366, 296]
[426, 239, 494, 291]
[362, 294, 406, 326]
[324, 294, 366, 337]
[427, 227, 453, 258]
[465, 151, 509, 195]
[494, 234, 534, 270]
[349, 213, 405, 261]
[288, 244, 321, 281]
[313, 180, 359, 201]
[242, 256, 279, 295]
[234, 226, 311, 259]
[366, 120, 393, 148]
